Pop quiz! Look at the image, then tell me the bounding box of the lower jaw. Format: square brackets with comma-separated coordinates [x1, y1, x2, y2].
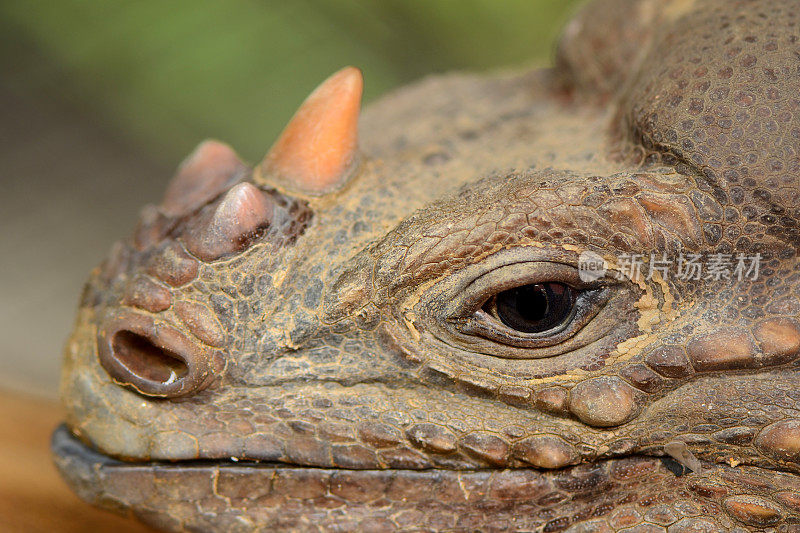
[52, 425, 799, 532]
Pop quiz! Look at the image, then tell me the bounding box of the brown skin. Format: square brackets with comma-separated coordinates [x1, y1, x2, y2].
[54, 0, 800, 530]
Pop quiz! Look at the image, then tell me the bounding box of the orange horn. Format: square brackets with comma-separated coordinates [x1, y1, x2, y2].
[257, 66, 363, 195]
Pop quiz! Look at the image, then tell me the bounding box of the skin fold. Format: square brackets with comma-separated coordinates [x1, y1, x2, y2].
[54, 0, 800, 530]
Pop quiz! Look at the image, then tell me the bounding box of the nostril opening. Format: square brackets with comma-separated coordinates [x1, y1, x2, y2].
[98, 312, 221, 398]
[111, 330, 189, 385]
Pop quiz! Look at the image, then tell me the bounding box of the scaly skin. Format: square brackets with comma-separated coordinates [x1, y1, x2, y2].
[54, 0, 800, 530]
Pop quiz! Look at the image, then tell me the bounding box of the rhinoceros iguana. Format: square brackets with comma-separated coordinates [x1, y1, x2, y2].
[54, 0, 800, 530]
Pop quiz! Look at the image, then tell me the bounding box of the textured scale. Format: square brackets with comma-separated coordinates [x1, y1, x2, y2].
[54, 0, 800, 531]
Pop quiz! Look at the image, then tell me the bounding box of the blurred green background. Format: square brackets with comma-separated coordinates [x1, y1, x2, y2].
[0, 0, 581, 397]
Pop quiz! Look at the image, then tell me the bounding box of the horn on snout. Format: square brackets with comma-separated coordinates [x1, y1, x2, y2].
[255, 66, 363, 196]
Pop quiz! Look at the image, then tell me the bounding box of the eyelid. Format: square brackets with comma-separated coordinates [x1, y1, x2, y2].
[452, 287, 609, 351]
[422, 259, 615, 356]
[452, 261, 608, 318]
[410, 247, 629, 360]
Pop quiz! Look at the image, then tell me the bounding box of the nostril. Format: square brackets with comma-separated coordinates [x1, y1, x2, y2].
[111, 330, 189, 385]
[97, 312, 221, 398]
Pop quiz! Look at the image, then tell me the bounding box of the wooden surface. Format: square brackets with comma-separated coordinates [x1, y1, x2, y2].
[0, 389, 153, 532]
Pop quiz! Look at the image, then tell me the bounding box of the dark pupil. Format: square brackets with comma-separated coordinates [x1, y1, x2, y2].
[493, 283, 575, 333]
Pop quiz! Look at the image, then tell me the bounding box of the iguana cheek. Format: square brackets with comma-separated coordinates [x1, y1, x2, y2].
[685, 328, 758, 371]
[753, 317, 800, 363]
[458, 432, 509, 465]
[681, 319, 800, 371]
[756, 420, 800, 465]
[722, 495, 784, 527]
[568, 375, 641, 427]
[619, 363, 663, 393]
[531, 385, 570, 415]
[645, 344, 694, 377]
[511, 434, 580, 468]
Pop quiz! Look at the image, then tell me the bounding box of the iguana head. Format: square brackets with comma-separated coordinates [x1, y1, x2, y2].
[55, 0, 800, 530]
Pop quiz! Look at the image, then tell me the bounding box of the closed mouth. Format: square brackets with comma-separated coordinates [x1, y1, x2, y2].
[52, 424, 800, 531]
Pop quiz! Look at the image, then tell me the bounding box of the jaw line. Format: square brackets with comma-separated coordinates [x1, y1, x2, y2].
[53, 423, 696, 475]
[54, 424, 799, 480]
[54, 423, 800, 533]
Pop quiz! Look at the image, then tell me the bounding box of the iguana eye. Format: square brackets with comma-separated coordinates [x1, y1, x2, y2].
[483, 282, 577, 334]
[412, 250, 626, 359]
[460, 275, 604, 353]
